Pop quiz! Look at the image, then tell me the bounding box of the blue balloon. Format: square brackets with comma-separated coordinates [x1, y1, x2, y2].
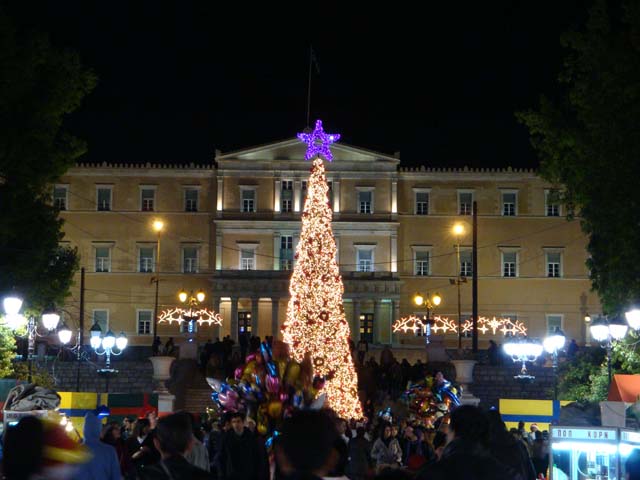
[260, 342, 272, 362]
[267, 360, 278, 377]
[211, 392, 220, 404]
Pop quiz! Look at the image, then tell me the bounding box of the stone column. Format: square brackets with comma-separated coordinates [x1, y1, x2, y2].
[273, 232, 281, 270]
[271, 298, 280, 339]
[390, 233, 398, 273]
[391, 180, 398, 214]
[215, 231, 223, 270]
[274, 180, 281, 212]
[251, 297, 259, 336]
[230, 297, 239, 341]
[333, 180, 341, 213]
[353, 300, 361, 341]
[216, 178, 223, 212]
[294, 180, 302, 212]
[212, 296, 221, 340]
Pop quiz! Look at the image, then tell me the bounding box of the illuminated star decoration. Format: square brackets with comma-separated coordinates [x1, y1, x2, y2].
[297, 119, 341, 162]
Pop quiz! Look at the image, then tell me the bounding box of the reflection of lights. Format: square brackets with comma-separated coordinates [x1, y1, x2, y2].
[65, 422, 73, 432]
[552, 441, 618, 454]
[158, 307, 223, 327]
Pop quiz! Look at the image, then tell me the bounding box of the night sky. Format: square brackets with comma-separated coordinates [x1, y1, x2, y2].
[12, 1, 589, 168]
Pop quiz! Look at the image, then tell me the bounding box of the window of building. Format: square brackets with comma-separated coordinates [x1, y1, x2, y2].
[301, 180, 308, 206]
[95, 247, 111, 273]
[182, 246, 199, 273]
[546, 314, 563, 335]
[327, 181, 334, 210]
[137, 310, 152, 335]
[414, 251, 430, 276]
[358, 190, 373, 214]
[96, 187, 112, 211]
[184, 188, 199, 212]
[458, 191, 473, 215]
[359, 313, 374, 342]
[460, 250, 473, 277]
[545, 190, 560, 217]
[238, 311, 252, 335]
[53, 185, 68, 210]
[92, 309, 109, 332]
[281, 180, 293, 213]
[356, 247, 374, 272]
[502, 251, 518, 277]
[180, 319, 198, 334]
[241, 188, 256, 213]
[140, 188, 155, 212]
[240, 248, 256, 270]
[415, 191, 429, 215]
[280, 235, 293, 271]
[139, 247, 155, 273]
[501, 191, 517, 216]
[546, 252, 562, 278]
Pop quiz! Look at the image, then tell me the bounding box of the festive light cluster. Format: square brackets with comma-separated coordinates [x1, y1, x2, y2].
[282, 153, 363, 420]
[393, 315, 528, 336]
[297, 120, 341, 162]
[158, 307, 223, 327]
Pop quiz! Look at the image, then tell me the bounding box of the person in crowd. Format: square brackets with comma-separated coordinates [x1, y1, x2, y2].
[567, 338, 579, 357]
[152, 336, 162, 355]
[122, 416, 135, 440]
[239, 332, 249, 360]
[531, 430, 549, 478]
[528, 423, 539, 443]
[179, 412, 210, 472]
[165, 337, 175, 356]
[138, 413, 213, 479]
[430, 430, 447, 461]
[487, 340, 499, 365]
[208, 415, 230, 476]
[101, 420, 131, 476]
[74, 412, 121, 480]
[216, 412, 266, 480]
[486, 409, 536, 480]
[125, 418, 159, 477]
[626, 449, 640, 480]
[371, 424, 402, 470]
[402, 426, 433, 471]
[336, 418, 351, 445]
[274, 410, 340, 480]
[2, 416, 45, 480]
[347, 427, 372, 480]
[357, 337, 368, 364]
[417, 405, 510, 480]
[325, 436, 350, 480]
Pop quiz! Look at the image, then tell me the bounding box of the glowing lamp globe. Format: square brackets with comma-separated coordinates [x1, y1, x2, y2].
[196, 291, 206, 303]
[41, 311, 60, 331]
[453, 224, 465, 236]
[115, 332, 128, 351]
[543, 327, 566, 354]
[609, 316, 628, 341]
[152, 220, 164, 232]
[3, 296, 23, 316]
[625, 309, 640, 331]
[178, 291, 188, 303]
[432, 293, 442, 306]
[102, 330, 116, 350]
[90, 335, 101, 350]
[413, 294, 424, 307]
[6, 314, 27, 330]
[589, 317, 609, 342]
[57, 323, 73, 345]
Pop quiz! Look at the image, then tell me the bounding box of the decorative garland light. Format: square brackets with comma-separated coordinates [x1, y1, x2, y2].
[158, 307, 223, 327]
[297, 119, 340, 162]
[392, 315, 528, 337]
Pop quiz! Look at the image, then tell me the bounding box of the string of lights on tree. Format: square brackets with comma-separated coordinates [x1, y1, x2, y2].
[282, 120, 363, 420]
[392, 315, 528, 336]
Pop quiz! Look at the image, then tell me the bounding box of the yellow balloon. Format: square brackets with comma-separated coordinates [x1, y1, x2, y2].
[267, 400, 283, 419]
[285, 361, 301, 384]
[258, 422, 268, 436]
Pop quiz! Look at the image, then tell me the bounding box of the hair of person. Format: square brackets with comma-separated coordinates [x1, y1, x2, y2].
[3, 416, 45, 480]
[229, 411, 244, 421]
[101, 421, 120, 443]
[276, 410, 338, 475]
[378, 422, 391, 440]
[155, 413, 194, 456]
[356, 427, 366, 438]
[449, 405, 489, 443]
[626, 449, 640, 480]
[133, 418, 150, 438]
[328, 437, 348, 476]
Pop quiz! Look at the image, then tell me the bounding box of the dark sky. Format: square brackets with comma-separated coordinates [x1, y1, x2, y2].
[13, 1, 589, 168]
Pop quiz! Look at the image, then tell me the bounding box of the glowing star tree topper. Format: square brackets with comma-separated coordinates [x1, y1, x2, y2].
[282, 121, 362, 420]
[297, 119, 341, 162]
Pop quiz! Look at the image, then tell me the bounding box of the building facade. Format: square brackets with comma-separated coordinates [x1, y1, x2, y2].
[57, 139, 601, 353]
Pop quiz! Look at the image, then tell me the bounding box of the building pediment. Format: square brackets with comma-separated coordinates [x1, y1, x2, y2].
[216, 138, 399, 172]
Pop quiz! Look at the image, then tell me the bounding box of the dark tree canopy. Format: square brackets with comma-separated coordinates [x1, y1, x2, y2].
[518, 0, 640, 313]
[0, 8, 95, 311]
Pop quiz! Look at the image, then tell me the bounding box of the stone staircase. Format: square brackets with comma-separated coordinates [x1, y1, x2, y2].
[184, 387, 214, 415]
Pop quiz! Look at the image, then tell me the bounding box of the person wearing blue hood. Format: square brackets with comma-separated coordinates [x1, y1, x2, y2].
[73, 411, 121, 480]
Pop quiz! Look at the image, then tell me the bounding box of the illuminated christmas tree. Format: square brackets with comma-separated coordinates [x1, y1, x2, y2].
[282, 120, 363, 420]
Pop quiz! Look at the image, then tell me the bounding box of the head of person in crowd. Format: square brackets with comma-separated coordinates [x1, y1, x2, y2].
[123, 416, 132, 431]
[101, 421, 122, 443]
[355, 426, 366, 439]
[153, 413, 194, 458]
[447, 405, 489, 446]
[220, 413, 232, 431]
[530, 423, 539, 434]
[391, 425, 399, 438]
[3, 416, 45, 480]
[230, 412, 245, 435]
[275, 410, 339, 479]
[134, 418, 151, 440]
[434, 370, 445, 385]
[146, 410, 158, 429]
[245, 417, 257, 433]
[626, 449, 640, 480]
[379, 423, 392, 441]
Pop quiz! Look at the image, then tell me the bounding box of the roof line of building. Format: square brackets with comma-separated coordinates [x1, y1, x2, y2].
[398, 166, 537, 174]
[74, 161, 215, 170]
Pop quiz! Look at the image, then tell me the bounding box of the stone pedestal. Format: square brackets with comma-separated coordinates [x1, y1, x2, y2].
[452, 359, 481, 406]
[149, 356, 175, 393]
[426, 336, 448, 362]
[157, 393, 176, 417]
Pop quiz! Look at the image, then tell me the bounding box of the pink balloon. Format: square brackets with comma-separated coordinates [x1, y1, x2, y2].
[266, 375, 280, 394]
[279, 391, 289, 403]
[234, 367, 243, 380]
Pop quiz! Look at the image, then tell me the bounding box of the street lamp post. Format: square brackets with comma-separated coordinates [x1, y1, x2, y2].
[178, 289, 206, 337]
[504, 336, 543, 381]
[2, 296, 61, 382]
[413, 292, 442, 344]
[152, 220, 164, 340]
[89, 322, 128, 372]
[543, 327, 566, 400]
[590, 316, 629, 384]
[452, 223, 465, 349]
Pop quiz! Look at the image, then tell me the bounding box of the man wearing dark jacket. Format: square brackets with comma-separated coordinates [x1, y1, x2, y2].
[417, 405, 511, 480]
[217, 413, 265, 480]
[138, 413, 213, 480]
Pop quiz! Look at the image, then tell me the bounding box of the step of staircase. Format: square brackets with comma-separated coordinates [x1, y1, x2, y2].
[184, 388, 214, 415]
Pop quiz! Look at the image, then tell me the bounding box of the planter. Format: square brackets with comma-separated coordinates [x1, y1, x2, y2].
[451, 359, 481, 406]
[149, 356, 175, 393]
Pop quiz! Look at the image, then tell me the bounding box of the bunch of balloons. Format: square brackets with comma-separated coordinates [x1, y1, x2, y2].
[207, 340, 326, 436]
[402, 376, 461, 428]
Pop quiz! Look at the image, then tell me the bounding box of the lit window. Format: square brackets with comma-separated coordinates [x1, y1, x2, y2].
[241, 249, 255, 270]
[241, 189, 256, 213]
[95, 247, 111, 273]
[358, 191, 373, 214]
[357, 248, 374, 272]
[281, 181, 293, 213]
[97, 187, 112, 211]
[185, 188, 198, 212]
[280, 235, 293, 271]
